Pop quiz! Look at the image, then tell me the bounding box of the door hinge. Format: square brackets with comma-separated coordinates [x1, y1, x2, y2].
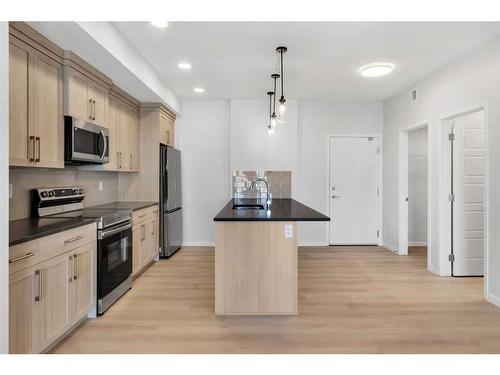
[448, 133, 455, 141]
[377, 146, 381, 154]
[368, 137, 373, 141]
[377, 230, 379, 238]
[377, 187, 379, 197]
[448, 254, 455, 262]
[448, 193, 455, 202]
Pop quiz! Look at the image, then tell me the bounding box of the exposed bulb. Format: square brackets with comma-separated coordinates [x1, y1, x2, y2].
[270, 115, 277, 127]
[278, 102, 286, 115]
[268, 126, 275, 136]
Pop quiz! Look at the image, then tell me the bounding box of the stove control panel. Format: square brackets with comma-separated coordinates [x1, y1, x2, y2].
[36, 187, 85, 201]
[32, 187, 85, 217]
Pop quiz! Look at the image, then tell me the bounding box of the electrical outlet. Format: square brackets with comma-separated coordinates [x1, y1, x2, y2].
[284, 224, 293, 238]
[98, 181, 103, 191]
[9, 184, 13, 199]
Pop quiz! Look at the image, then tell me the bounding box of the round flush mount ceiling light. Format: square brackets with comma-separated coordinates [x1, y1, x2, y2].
[151, 21, 168, 28]
[193, 87, 205, 93]
[359, 63, 394, 77]
[178, 62, 192, 70]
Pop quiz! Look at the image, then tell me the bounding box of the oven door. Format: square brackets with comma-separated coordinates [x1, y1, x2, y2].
[65, 116, 109, 164]
[97, 223, 132, 299]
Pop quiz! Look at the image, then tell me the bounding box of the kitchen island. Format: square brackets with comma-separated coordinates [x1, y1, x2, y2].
[214, 198, 330, 315]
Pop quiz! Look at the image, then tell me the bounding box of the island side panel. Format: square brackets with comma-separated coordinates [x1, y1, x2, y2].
[215, 221, 298, 315]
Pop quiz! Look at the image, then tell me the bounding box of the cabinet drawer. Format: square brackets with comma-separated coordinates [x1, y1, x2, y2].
[132, 205, 158, 225]
[9, 240, 41, 274]
[39, 223, 96, 254]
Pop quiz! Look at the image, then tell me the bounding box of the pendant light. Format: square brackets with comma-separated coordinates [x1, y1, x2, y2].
[276, 46, 288, 115]
[270, 73, 280, 127]
[267, 91, 275, 135]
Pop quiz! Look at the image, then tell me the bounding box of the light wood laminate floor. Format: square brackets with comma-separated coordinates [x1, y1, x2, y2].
[52, 246, 500, 354]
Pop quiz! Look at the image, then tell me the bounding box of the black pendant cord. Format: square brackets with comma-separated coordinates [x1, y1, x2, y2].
[276, 46, 287, 104]
[267, 91, 274, 125]
[271, 74, 280, 116]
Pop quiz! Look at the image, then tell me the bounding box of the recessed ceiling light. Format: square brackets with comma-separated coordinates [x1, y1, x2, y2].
[151, 21, 168, 28]
[359, 63, 394, 77]
[193, 87, 205, 93]
[178, 62, 192, 70]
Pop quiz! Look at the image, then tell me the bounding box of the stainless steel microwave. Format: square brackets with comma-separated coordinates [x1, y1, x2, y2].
[64, 116, 109, 164]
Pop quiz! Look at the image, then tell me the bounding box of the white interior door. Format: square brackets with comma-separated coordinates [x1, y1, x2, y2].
[329, 137, 380, 245]
[451, 110, 485, 276]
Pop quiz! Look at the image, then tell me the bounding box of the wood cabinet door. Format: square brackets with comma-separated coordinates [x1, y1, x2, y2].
[140, 223, 151, 266]
[159, 112, 169, 146]
[128, 109, 140, 171]
[39, 253, 71, 349]
[9, 38, 34, 167]
[132, 225, 142, 275]
[149, 219, 159, 259]
[103, 99, 118, 171]
[72, 242, 95, 321]
[32, 51, 64, 168]
[117, 104, 130, 171]
[66, 69, 90, 121]
[89, 82, 108, 127]
[167, 116, 175, 147]
[9, 267, 41, 354]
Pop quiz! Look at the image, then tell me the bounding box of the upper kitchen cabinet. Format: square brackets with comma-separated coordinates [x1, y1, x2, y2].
[107, 85, 141, 172]
[143, 103, 176, 148]
[63, 51, 112, 128]
[9, 22, 64, 169]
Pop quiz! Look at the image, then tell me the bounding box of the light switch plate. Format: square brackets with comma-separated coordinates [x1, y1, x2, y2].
[284, 224, 293, 238]
[98, 181, 103, 191]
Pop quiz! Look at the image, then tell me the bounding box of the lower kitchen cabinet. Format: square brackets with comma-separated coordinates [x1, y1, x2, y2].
[8, 224, 96, 354]
[132, 206, 159, 277]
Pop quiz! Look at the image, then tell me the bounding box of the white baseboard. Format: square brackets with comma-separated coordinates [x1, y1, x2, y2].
[382, 242, 398, 253]
[182, 242, 215, 247]
[486, 292, 500, 308]
[427, 264, 439, 276]
[298, 241, 329, 247]
[408, 241, 427, 246]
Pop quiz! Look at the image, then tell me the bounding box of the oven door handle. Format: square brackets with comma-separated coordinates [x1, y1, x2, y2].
[98, 222, 132, 240]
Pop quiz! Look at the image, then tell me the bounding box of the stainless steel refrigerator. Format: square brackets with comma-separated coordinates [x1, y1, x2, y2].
[159, 145, 183, 258]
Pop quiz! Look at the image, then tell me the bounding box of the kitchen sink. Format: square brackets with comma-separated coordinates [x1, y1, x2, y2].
[232, 204, 265, 210]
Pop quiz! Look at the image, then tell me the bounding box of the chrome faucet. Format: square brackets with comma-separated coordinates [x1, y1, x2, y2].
[251, 177, 271, 209]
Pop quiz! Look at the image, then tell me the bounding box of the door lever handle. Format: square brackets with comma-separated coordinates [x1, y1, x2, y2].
[331, 195, 341, 199]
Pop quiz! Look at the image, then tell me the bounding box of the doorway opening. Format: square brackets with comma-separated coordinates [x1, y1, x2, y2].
[328, 135, 382, 246]
[441, 108, 486, 277]
[398, 123, 432, 272]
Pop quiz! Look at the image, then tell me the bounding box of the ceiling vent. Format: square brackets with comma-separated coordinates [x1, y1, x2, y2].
[411, 89, 417, 102]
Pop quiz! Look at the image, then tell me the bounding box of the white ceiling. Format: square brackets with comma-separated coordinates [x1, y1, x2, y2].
[112, 22, 500, 101]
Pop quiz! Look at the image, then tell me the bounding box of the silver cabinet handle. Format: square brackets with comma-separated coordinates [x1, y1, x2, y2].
[29, 135, 35, 162]
[35, 270, 41, 301]
[68, 255, 73, 283]
[74, 254, 79, 280]
[9, 252, 35, 264]
[35, 137, 41, 162]
[64, 235, 84, 244]
[89, 99, 93, 120]
[130, 154, 133, 170]
[40, 269, 44, 301]
[93, 100, 96, 120]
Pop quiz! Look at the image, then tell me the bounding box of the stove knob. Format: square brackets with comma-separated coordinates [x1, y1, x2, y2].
[79, 188, 84, 194]
[49, 191, 55, 197]
[41, 192, 48, 198]
[73, 189, 79, 195]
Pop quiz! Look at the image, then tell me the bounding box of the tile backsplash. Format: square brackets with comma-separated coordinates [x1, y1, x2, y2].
[232, 170, 291, 199]
[9, 167, 119, 221]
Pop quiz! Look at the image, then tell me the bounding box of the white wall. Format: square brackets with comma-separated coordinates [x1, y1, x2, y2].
[297, 101, 383, 245]
[0, 21, 9, 353]
[180, 99, 383, 246]
[383, 35, 500, 305]
[408, 127, 428, 245]
[178, 101, 230, 246]
[230, 100, 299, 196]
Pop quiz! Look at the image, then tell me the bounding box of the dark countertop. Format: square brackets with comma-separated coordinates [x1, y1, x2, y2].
[9, 217, 97, 247]
[214, 198, 330, 222]
[90, 201, 159, 211]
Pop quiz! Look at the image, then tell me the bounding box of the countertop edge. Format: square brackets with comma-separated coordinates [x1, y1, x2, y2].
[9, 218, 98, 247]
